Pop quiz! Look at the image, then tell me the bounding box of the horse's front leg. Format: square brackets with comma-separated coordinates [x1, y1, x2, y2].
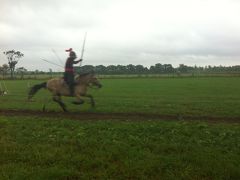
[83, 94, 95, 107]
[72, 94, 85, 105]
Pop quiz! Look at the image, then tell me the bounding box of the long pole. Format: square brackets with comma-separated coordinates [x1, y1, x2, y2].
[80, 32, 87, 66]
[41, 59, 63, 68]
[52, 49, 64, 65]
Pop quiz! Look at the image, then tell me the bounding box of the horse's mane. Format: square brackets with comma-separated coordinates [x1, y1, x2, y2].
[76, 71, 95, 79]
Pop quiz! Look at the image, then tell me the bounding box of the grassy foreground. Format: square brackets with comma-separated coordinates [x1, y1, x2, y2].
[0, 116, 240, 179]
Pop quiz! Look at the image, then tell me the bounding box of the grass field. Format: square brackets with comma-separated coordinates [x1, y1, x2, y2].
[0, 116, 240, 179]
[0, 77, 240, 179]
[1, 77, 240, 118]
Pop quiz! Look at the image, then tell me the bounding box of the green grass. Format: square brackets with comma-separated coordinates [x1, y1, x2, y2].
[0, 116, 240, 179]
[1, 77, 240, 179]
[1, 77, 240, 118]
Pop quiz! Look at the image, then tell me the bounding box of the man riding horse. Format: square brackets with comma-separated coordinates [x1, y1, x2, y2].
[28, 71, 102, 112]
[64, 48, 82, 96]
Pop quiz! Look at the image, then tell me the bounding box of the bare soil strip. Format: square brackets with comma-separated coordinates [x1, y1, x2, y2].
[0, 109, 240, 124]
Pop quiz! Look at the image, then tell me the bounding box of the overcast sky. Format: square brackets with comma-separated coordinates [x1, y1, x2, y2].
[1, 0, 240, 71]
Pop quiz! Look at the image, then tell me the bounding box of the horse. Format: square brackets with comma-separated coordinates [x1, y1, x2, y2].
[28, 72, 102, 112]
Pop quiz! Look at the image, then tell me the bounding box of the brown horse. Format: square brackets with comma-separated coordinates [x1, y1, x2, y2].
[28, 72, 102, 112]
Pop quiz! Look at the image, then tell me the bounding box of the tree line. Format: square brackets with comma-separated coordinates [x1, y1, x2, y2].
[1, 50, 240, 79]
[76, 64, 240, 75]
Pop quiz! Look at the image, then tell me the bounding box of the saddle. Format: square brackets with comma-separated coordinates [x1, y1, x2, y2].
[60, 78, 77, 88]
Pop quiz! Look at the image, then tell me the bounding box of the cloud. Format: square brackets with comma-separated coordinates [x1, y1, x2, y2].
[0, 0, 240, 71]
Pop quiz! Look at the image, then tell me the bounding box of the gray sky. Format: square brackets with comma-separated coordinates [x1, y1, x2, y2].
[1, 0, 240, 71]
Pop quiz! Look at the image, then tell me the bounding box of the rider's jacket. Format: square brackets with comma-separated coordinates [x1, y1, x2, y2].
[65, 57, 79, 73]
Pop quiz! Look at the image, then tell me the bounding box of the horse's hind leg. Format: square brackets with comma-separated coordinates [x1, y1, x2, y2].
[42, 97, 52, 112]
[53, 95, 67, 112]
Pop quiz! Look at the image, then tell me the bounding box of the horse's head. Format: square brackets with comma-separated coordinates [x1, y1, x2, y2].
[76, 71, 102, 88]
[89, 75, 102, 88]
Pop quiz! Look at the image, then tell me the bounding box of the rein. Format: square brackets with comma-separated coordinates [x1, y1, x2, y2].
[88, 84, 99, 89]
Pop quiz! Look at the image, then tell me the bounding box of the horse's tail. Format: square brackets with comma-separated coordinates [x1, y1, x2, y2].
[28, 82, 47, 100]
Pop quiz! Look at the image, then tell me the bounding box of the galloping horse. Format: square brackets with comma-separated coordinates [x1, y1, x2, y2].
[28, 72, 102, 112]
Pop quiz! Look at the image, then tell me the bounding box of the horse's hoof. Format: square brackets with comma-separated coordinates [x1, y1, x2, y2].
[72, 100, 84, 105]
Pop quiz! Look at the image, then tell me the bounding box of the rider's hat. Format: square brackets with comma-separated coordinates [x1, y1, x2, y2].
[65, 48, 72, 52]
[65, 48, 76, 58]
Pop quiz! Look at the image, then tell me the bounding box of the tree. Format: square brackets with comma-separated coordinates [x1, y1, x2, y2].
[163, 64, 174, 73]
[116, 65, 126, 74]
[49, 69, 53, 78]
[76, 65, 95, 74]
[106, 65, 118, 74]
[126, 64, 135, 74]
[16, 67, 27, 79]
[178, 64, 188, 73]
[95, 65, 107, 74]
[0, 64, 9, 79]
[3, 50, 24, 79]
[135, 65, 145, 74]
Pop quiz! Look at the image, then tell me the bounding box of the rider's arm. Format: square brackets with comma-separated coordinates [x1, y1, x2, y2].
[73, 59, 82, 64]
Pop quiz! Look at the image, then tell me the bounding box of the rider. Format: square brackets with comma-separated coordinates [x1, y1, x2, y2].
[64, 48, 82, 95]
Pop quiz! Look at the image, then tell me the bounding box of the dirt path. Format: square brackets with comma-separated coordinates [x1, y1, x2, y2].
[0, 109, 240, 124]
